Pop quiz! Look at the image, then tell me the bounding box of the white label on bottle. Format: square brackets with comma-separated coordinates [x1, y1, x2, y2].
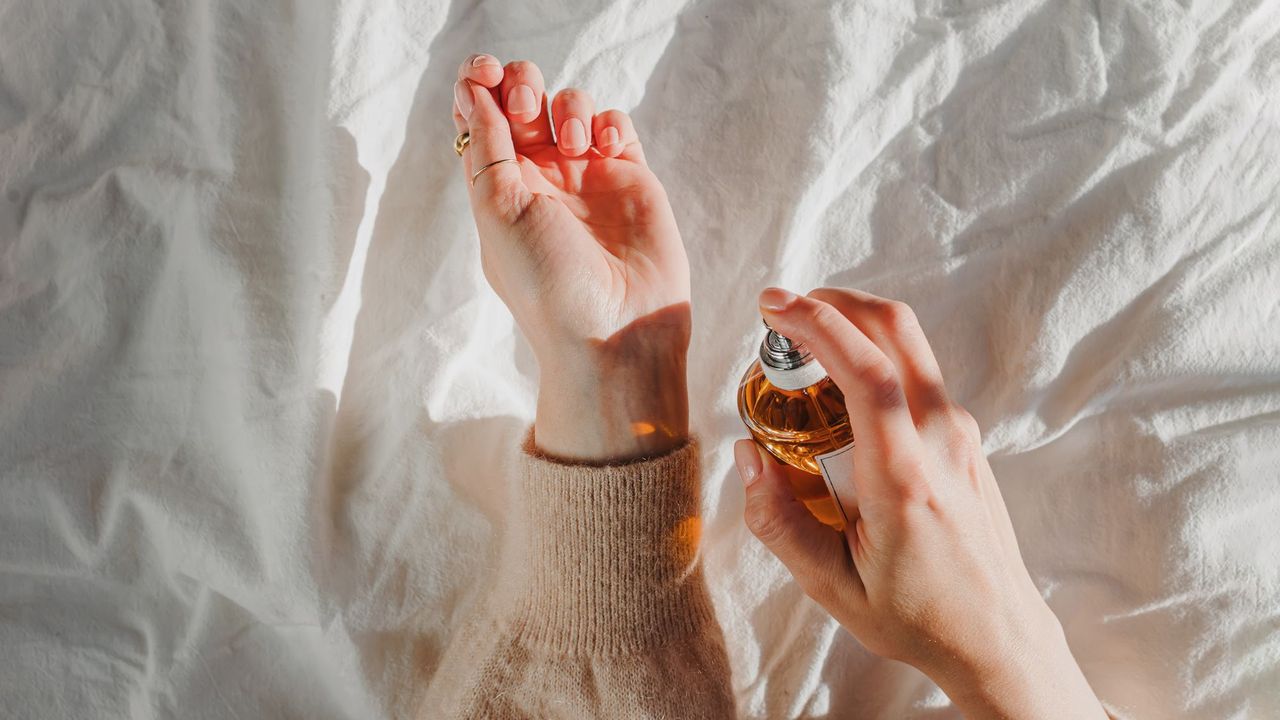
[762, 360, 829, 390]
[815, 442, 855, 526]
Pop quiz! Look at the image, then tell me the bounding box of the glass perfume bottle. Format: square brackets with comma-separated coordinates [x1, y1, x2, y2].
[738, 321, 855, 530]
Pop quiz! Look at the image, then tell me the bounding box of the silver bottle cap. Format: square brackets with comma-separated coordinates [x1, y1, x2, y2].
[758, 320, 828, 390]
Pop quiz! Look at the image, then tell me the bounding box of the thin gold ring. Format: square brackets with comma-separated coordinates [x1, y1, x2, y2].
[454, 132, 470, 156]
[470, 158, 517, 186]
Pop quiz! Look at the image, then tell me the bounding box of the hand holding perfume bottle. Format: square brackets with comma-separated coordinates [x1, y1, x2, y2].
[735, 287, 1109, 720]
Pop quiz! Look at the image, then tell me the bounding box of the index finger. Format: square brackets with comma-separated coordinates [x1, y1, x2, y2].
[808, 288, 949, 425]
[454, 79, 528, 221]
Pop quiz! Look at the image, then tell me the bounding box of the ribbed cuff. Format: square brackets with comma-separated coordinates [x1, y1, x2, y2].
[500, 432, 715, 654]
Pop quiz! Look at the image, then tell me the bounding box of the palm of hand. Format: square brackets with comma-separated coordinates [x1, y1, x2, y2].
[495, 144, 688, 344]
[450, 57, 689, 349]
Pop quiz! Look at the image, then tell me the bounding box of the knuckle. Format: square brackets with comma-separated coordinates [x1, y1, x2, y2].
[948, 403, 981, 440]
[891, 479, 930, 508]
[879, 455, 931, 505]
[879, 299, 919, 334]
[743, 495, 788, 546]
[556, 87, 587, 104]
[804, 300, 846, 339]
[505, 59, 534, 75]
[942, 426, 978, 464]
[861, 361, 905, 411]
[913, 384, 951, 423]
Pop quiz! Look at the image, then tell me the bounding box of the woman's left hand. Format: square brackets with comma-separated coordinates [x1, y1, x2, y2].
[452, 55, 690, 462]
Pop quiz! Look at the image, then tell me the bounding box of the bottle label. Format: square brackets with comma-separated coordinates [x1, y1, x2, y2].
[761, 359, 829, 391]
[814, 442, 855, 526]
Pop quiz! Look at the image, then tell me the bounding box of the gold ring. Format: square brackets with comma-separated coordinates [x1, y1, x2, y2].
[470, 158, 517, 186]
[454, 132, 470, 156]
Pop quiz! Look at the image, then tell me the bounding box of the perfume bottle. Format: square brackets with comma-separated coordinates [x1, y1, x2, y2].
[738, 321, 855, 530]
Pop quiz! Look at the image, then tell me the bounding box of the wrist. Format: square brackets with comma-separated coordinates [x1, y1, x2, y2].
[533, 310, 691, 463]
[927, 605, 1106, 720]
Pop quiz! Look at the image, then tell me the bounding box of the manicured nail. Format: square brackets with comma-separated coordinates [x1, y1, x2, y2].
[760, 287, 798, 312]
[507, 84, 537, 117]
[470, 54, 499, 68]
[454, 80, 474, 119]
[599, 126, 620, 149]
[559, 117, 587, 153]
[734, 440, 763, 487]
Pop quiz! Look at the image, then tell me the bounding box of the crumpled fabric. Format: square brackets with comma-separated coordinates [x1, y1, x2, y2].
[1, 1, 1277, 718]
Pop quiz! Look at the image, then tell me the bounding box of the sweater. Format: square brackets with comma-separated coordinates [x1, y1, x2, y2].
[421, 435, 735, 719]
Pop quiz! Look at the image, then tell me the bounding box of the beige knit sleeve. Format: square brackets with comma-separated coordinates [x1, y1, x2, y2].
[422, 434, 735, 719]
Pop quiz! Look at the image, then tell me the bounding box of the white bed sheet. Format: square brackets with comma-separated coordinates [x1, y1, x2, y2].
[2, 1, 1278, 718]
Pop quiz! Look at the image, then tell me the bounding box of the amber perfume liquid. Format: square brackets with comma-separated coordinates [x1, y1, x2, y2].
[738, 328, 855, 530]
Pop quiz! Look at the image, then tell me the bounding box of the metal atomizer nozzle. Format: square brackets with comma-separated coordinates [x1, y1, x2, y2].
[759, 320, 814, 371]
[757, 319, 828, 391]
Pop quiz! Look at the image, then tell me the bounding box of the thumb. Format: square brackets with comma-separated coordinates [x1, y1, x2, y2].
[735, 440, 852, 606]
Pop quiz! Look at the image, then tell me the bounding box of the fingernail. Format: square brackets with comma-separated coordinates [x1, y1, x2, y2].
[599, 126, 620, 149]
[734, 440, 763, 487]
[454, 80, 474, 119]
[559, 117, 587, 153]
[507, 84, 537, 117]
[470, 54, 499, 68]
[760, 287, 798, 312]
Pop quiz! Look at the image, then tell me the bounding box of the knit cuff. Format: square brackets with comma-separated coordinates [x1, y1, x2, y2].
[500, 431, 715, 654]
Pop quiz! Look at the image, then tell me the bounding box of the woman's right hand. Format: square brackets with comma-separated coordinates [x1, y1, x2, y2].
[735, 287, 1109, 719]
